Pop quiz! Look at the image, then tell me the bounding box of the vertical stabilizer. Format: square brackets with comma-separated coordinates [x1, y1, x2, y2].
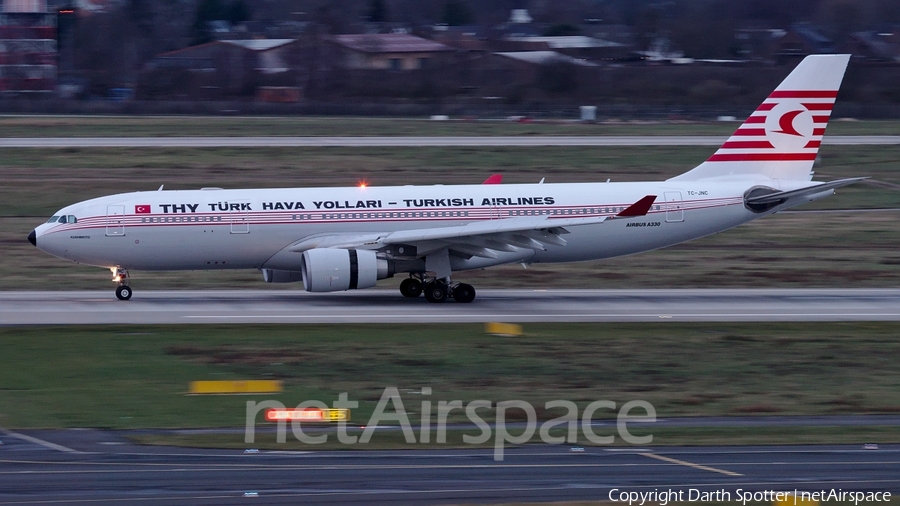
[670, 54, 850, 182]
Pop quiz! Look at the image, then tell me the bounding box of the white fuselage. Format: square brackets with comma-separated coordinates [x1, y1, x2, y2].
[28, 54, 854, 300]
[33, 180, 775, 273]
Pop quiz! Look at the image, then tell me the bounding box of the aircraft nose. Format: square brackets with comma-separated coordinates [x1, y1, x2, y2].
[28, 229, 36, 247]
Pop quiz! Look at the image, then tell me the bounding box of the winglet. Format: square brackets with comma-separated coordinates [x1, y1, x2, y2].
[482, 174, 503, 184]
[616, 195, 657, 217]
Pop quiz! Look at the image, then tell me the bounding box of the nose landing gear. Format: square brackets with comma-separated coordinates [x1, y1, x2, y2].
[112, 268, 132, 300]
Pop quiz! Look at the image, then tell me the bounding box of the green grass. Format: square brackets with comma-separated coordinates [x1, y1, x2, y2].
[0, 116, 897, 137]
[1, 323, 898, 432]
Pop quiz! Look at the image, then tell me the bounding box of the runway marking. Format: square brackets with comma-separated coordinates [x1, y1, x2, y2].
[2, 458, 897, 473]
[0, 429, 79, 454]
[0, 460, 734, 472]
[640, 452, 743, 476]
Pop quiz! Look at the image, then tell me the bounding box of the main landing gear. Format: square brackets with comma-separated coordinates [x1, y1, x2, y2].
[112, 267, 132, 301]
[399, 275, 476, 303]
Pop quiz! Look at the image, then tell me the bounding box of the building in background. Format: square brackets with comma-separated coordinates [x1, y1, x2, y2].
[0, 0, 56, 94]
[141, 39, 301, 100]
[330, 33, 452, 70]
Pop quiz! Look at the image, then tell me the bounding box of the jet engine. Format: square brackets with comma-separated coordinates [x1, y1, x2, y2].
[300, 248, 393, 292]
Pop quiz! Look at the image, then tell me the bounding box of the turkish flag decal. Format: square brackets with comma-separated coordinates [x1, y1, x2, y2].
[135, 205, 151, 214]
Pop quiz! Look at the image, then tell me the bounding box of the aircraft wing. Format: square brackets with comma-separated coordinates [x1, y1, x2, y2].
[289, 195, 656, 259]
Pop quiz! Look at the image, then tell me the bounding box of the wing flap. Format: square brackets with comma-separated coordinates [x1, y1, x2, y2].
[380, 215, 608, 245]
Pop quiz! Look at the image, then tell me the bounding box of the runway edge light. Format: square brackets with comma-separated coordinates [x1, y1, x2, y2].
[485, 322, 523, 337]
[188, 380, 283, 395]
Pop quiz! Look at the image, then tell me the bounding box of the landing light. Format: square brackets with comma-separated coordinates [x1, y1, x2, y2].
[110, 267, 124, 283]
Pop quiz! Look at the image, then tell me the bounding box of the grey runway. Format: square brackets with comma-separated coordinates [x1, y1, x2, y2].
[0, 135, 899, 147]
[0, 429, 897, 505]
[1, 288, 900, 324]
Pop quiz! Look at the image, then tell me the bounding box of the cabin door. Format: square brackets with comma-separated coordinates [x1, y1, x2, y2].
[106, 205, 125, 236]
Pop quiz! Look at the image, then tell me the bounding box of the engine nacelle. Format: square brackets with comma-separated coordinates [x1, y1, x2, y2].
[261, 269, 303, 283]
[301, 248, 393, 292]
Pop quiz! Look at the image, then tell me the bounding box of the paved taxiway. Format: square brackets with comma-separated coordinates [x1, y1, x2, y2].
[1, 288, 899, 325]
[1, 135, 899, 148]
[0, 429, 897, 505]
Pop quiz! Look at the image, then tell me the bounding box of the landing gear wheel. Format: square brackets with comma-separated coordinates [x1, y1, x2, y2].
[452, 283, 476, 303]
[115, 285, 133, 301]
[423, 281, 448, 303]
[399, 278, 423, 298]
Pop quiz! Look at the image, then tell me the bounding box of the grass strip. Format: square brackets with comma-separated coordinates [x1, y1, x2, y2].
[0, 323, 897, 430]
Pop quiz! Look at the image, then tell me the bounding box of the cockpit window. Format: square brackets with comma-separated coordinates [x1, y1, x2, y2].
[49, 215, 78, 224]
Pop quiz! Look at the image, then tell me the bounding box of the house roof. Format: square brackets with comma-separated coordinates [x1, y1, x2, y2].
[495, 51, 597, 66]
[221, 39, 296, 51]
[505, 36, 623, 49]
[332, 33, 452, 53]
[156, 39, 296, 58]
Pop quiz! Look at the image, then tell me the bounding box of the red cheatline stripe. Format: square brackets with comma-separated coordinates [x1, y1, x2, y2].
[804, 140, 821, 148]
[802, 102, 834, 110]
[756, 103, 777, 111]
[707, 153, 818, 162]
[732, 128, 767, 136]
[813, 115, 830, 123]
[769, 90, 838, 98]
[743, 116, 766, 124]
[720, 140, 774, 149]
[813, 128, 826, 136]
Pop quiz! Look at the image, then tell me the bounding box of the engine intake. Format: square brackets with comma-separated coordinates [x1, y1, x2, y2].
[301, 248, 393, 292]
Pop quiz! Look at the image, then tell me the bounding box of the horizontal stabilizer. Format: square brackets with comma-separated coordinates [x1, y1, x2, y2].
[745, 177, 866, 205]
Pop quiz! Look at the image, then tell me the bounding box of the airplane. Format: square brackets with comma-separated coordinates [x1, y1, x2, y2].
[29, 54, 863, 303]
